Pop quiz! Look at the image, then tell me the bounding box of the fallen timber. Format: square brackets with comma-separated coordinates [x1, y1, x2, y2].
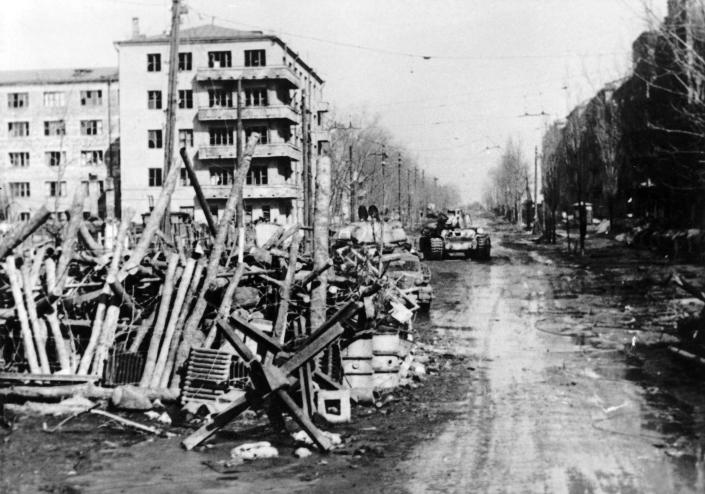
[0, 143, 432, 453]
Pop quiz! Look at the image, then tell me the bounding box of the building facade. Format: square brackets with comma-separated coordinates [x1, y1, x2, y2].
[0, 68, 119, 221]
[116, 24, 329, 225]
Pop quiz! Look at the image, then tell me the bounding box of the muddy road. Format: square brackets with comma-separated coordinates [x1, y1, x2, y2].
[393, 226, 705, 493]
[5, 224, 705, 494]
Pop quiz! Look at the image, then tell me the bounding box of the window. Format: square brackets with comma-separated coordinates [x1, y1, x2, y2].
[209, 167, 233, 186]
[8, 121, 29, 137]
[179, 168, 191, 186]
[81, 181, 90, 196]
[244, 49, 266, 67]
[81, 150, 103, 166]
[43, 91, 65, 107]
[178, 52, 192, 71]
[19, 212, 31, 221]
[244, 87, 268, 106]
[245, 205, 253, 223]
[8, 92, 28, 108]
[46, 151, 65, 167]
[148, 90, 162, 109]
[178, 129, 193, 148]
[246, 166, 268, 185]
[80, 90, 103, 106]
[9, 182, 30, 198]
[148, 129, 163, 149]
[178, 89, 193, 109]
[46, 181, 67, 197]
[147, 53, 161, 72]
[209, 128, 233, 146]
[80, 120, 103, 136]
[246, 126, 268, 144]
[44, 120, 66, 136]
[9, 152, 29, 167]
[261, 205, 271, 222]
[148, 168, 163, 187]
[208, 89, 233, 108]
[208, 51, 232, 68]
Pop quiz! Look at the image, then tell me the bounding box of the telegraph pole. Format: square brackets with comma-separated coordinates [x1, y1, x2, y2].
[414, 167, 418, 224]
[301, 89, 310, 227]
[236, 78, 244, 260]
[533, 145, 539, 234]
[348, 144, 355, 221]
[161, 0, 182, 234]
[421, 169, 426, 215]
[406, 169, 411, 228]
[397, 155, 402, 222]
[433, 177, 439, 210]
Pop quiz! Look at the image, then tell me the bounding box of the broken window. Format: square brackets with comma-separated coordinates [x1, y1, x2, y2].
[46, 151, 65, 167]
[81, 150, 103, 166]
[261, 205, 271, 222]
[80, 90, 103, 106]
[178, 89, 193, 109]
[80, 120, 103, 136]
[208, 89, 233, 108]
[179, 168, 191, 186]
[246, 166, 268, 185]
[178, 52, 192, 71]
[19, 212, 30, 221]
[245, 87, 268, 106]
[178, 129, 194, 148]
[246, 126, 268, 144]
[209, 128, 233, 146]
[148, 129, 163, 148]
[8, 121, 29, 137]
[208, 51, 232, 68]
[209, 167, 234, 186]
[46, 181, 67, 197]
[9, 182, 30, 197]
[244, 49, 266, 67]
[148, 90, 162, 109]
[7, 92, 28, 108]
[147, 53, 161, 72]
[9, 152, 29, 167]
[44, 120, 66, 136]
[148, 168, 163, 187]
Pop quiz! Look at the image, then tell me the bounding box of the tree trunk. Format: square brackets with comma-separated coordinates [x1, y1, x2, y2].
[312, 155, 332, 330]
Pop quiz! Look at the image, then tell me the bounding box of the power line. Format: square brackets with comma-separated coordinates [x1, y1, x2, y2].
[190, 7, 620, 62]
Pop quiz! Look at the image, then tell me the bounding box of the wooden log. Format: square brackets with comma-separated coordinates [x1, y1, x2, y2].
[119, 157, 183, 278]
[42, 257, 72, 372]
[127, 312, 156, 354]
[161, 258, 206, 389]
[150, 257, 196, 388]
[172, 134, 260, 387]
[273, 229, 301, 345]
[0, 383, 178, 401]
[204, 258, 247, 349]
[180, 147, 217, 238]
[55, 190, 87, 290]
[139, 253, 180, 386]
[311, 155, 331, 330]
[90, 409, 162, 435]
[79, 222, 104, 256]
[21, 263, 51, 374]
[91, 304, 120, 378]
[5, 257, 41, 373]
[0, 206, 50, 260]
[77, 212, 133, 375]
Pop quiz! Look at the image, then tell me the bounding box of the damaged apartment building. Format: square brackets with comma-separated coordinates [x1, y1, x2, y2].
[116, 21, 329, 225]
[0, 68, 119, 221]
[0, 21, 328, 226]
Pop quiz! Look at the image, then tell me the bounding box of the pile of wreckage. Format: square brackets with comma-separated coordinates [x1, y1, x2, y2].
[0, 137, 432, 453]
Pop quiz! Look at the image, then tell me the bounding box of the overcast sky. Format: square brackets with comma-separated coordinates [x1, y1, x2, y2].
[0, 0, 667, 200]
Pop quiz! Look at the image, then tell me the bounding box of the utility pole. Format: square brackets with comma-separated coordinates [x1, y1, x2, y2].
[236, 78, 244, 260]
[397, 155, 402, 222]
[414, 167, 418, 224]
[533, 145, 539, 234]
[433, 177, 439, 210]
[406, 169, 411, 228]
[161, 0, 182, 235]
[301, 89, 310, 227]
[421, 169, 426, 215]
[348, 144, 355, 222]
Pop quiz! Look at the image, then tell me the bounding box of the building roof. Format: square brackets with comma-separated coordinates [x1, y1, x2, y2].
[0, 67, 118, 87]
[117, 24, 323, 83]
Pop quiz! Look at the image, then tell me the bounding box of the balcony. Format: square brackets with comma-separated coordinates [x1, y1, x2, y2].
[201, 184, 299, 200]
[199, 142, 301, 161]
[196, 65, 300, 88]
[197, 105, 299, 124]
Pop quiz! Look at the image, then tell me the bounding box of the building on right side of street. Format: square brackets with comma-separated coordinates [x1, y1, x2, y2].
[115, 20, 329, 225]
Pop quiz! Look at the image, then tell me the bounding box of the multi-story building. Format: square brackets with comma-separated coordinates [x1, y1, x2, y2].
[116, 23, 329, 225]
[0, 68, 119, 221]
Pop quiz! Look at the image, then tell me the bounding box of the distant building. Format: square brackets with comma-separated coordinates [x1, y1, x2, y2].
[0, 67, 119, 221]
[116, 22, 329, 225]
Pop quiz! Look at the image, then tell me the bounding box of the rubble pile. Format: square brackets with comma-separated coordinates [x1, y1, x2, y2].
[0, 143, 433, 454]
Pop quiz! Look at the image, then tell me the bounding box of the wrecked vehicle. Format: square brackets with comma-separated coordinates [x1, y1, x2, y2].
[419, 210, 491, 260]
[386, 253, 433, 312]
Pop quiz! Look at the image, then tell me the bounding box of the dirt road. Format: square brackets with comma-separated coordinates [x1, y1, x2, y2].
[395, 227, 705, 493]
